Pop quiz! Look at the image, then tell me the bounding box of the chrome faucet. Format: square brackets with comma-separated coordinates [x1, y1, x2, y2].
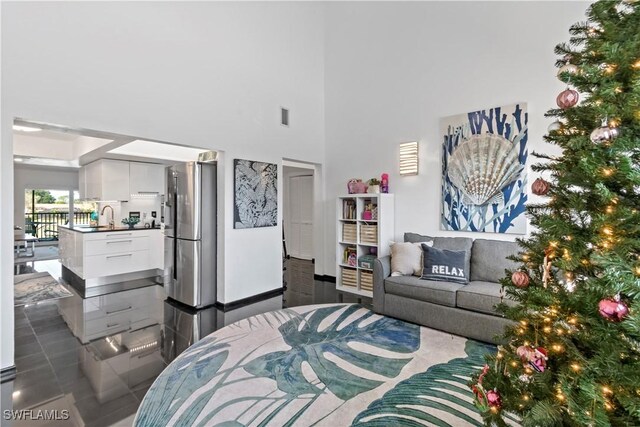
[101, 205, 115, 229]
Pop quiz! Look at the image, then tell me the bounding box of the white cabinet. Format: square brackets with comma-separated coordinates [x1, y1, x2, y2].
[82, 230, 160, 280]
[336, 194, 394, 298]
[78, 167, 87, 200]
[129, 162, 165, 195]
[82, 159, 130, 201]
[58, 228, 164, 283]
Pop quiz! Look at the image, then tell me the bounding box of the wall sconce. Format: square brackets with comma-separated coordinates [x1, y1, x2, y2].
[399, 141, 419, 176]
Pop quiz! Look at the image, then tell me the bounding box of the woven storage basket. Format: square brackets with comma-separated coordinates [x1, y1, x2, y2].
[342, 223, 357, 242]
[360, 271, 373, 291]
[341, 267, 358, 287]
[359, 224, 378, 245]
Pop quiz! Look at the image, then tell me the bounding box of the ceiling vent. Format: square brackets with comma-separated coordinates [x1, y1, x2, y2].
[281, 108, 289, 127]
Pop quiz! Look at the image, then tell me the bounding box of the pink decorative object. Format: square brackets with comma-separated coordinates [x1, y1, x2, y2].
[347, 179, 359, 194]
[362, 211, 372, 220]
[556, 88, 579, 109]
[348, 252, 357, 266]
[598, 295, 629, 322]
[381, 173, 389, 193]
[354, 181, 368, 193]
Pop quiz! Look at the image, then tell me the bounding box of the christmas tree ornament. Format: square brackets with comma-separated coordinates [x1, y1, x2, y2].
[542, 249, 553, 288]
[547, 120, 562, 132]
[532, 177, 551, 196]
[471, 365, 492, 411]
[511, 270, 530, 288]
[518, 374, 532, 384]
[529, 347, 548, 373]
[561, 53, 573, 63]
[590, 119, 620, 144]
[486, 389, 502, 410]
[598, 295, 630, 322]
[557, 64, 579, 77]
[517, 345, 536, 363]
[556, 88, 579, 109]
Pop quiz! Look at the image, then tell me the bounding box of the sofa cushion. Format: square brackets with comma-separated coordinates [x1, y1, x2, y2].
[404, 232, 434, 244]
[432, 237, 473, 276]
[384, 275, 464, 307]
[420, 244, 468, 284]
[456, 281, 517, 315]
[470, 239, 520, 283]
[390, 242, 423, 276]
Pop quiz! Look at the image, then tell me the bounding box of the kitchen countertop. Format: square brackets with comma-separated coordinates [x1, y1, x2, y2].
[60, 224, 162, 233]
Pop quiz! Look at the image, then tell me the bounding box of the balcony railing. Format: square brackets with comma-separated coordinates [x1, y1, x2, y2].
[24, 211, 93, 240]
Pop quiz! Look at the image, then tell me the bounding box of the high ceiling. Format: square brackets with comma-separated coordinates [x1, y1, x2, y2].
[12, 121, 211, 168]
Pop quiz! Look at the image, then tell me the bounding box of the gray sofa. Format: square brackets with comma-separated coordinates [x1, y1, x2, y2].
[373, 233, 519, 344]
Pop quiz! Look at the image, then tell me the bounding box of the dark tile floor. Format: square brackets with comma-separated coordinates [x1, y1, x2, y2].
[2, 257, 370, 427]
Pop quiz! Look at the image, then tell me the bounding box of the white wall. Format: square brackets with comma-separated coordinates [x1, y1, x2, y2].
[1, 1, 325, 370]
[323, 1, 588, 274]
[13, 165, 79, 230]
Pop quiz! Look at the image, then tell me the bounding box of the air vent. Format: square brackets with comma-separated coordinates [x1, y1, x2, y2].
[281, 108, 289, 127]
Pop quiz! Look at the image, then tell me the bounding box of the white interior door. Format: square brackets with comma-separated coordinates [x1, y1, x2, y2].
[288, 175, 313, 260]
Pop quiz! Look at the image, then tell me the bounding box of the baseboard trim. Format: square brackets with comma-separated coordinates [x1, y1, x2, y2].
[216, 288, 284, 312]
[314, 274, 336, 283]
[1, 366, 16, 383]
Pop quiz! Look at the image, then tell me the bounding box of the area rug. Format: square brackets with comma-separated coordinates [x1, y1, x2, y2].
[14, 245, 59, 263]
[14, 272, 73, 306]
[135, 304, 519, 426]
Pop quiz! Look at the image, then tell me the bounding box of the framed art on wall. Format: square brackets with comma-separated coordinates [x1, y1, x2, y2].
[440, 103, 528, 234]
[234, 159, 278, 229]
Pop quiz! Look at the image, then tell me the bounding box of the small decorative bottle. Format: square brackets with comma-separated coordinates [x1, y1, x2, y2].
[381, 173, 389, 193]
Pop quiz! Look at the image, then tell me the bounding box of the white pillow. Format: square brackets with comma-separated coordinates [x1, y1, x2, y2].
[390, 241, 433, 276]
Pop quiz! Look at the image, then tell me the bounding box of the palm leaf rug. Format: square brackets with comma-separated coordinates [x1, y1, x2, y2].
[135, 304, 514, 426]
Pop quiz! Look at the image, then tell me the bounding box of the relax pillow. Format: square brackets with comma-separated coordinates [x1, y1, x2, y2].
[390, 241, 433, 276]
[420, 243, 469, 284]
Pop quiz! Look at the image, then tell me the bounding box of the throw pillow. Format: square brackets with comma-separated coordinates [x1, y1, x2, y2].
[390, 242, 422, 276]
[420, 244, 469, 284]
[404, 232, 434, 244]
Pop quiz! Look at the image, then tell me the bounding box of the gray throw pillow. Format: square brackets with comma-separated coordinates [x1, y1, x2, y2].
[404, 232, 434, 244]
[420, 244, 469, 284]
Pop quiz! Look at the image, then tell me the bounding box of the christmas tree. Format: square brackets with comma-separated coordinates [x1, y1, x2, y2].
[470, 1, 640, 425]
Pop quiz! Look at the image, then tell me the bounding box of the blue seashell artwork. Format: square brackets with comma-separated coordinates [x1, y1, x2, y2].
[441, 103, 528, 234]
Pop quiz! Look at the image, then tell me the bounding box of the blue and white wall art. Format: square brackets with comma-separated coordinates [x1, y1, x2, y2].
[440, 103, 528, 234]
[234, 159, 278, 229]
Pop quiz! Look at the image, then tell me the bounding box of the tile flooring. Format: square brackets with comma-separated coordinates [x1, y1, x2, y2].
[2, 257, 370, 427]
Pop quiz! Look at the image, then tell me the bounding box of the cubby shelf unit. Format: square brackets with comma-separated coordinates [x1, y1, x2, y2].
[336, 193, 394, 297]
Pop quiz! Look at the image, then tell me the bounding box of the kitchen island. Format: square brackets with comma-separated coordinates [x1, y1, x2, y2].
[59, 224, 164, 288]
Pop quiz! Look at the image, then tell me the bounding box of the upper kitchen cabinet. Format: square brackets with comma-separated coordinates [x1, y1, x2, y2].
[83, 159, 130, 201]
[129, 162, 165, 195]
[78, 166, 87, 200]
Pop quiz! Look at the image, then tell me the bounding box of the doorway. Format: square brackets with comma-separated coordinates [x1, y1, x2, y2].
[283, 166, 314, 260]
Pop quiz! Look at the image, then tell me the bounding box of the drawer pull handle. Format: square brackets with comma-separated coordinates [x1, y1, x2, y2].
[106, 306, 132, 315]
[106, 254, 133, 259]
[106, 323, 120, 328]
[107, 233, 133, 237]
[107, 240, 133, 244]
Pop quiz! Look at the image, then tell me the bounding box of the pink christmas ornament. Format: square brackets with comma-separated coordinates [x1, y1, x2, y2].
[599, 295, 629, 322]
[556, 88, 579, 109]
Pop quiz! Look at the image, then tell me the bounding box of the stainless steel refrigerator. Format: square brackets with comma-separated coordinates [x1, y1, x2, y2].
[164, 161, 217, 308]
